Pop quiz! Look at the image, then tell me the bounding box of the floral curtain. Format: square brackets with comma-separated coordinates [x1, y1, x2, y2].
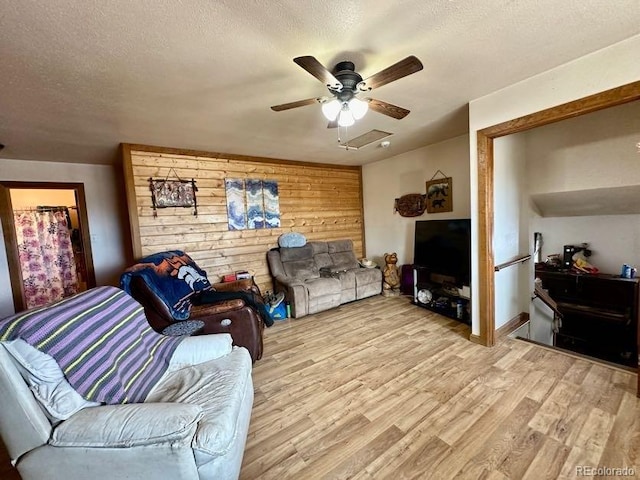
[14, 210, 78, 309]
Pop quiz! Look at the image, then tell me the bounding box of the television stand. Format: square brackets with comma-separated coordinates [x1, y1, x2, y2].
[413, 266, 470, 324]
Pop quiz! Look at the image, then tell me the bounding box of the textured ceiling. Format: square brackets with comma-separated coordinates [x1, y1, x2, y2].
[1, 1, 639, 166]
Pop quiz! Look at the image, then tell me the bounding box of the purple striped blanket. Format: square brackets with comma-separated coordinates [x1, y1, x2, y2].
[0, 286, 183, 404]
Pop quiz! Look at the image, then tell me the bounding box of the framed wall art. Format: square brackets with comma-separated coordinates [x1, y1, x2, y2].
[245, 179, 265, 229]
[262, 179, 281, 228]
[149, 175, 198, 217]
[225, 178, 247, 230]
[225, 178, 280, 230]
[425, 174, 452, 213]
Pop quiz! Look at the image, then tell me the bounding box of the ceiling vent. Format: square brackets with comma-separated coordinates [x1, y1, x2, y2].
[339, 129, 393, 150]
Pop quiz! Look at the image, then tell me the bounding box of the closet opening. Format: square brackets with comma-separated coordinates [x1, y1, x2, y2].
[0, 181, 96, 313]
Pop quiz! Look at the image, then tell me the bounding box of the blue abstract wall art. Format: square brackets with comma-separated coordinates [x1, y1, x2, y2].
[225, 178, 280, 230]
[245, 179, 265, 229]
[225, 178, 247, 230]
[262, 179, 281, 228]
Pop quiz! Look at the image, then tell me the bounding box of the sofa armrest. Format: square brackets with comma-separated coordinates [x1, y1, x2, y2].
[273, 276, 308, 318]
[168, 334, 233, 370]
[51, 403, 203, 448]
[191, 299, 246, 316]
[274, 275, 303, 287]
[211, 279, 255, 292]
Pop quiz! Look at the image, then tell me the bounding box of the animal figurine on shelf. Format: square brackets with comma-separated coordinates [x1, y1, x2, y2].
[382, 252, 401, 296]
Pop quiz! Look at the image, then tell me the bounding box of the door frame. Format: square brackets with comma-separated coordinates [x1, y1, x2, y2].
[0, 181, 96, 312]
[476, 80, 640, 347]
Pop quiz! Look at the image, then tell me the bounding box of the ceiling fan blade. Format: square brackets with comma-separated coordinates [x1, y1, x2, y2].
[293, 56, 343, 90]
[271, 97, 319, 111]
[367, 98, 410, 119]
[359, 56, 423, 91]
[327, 119, 338, 129]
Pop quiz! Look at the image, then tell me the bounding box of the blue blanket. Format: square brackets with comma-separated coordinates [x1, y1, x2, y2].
[120, 250, 212, 320]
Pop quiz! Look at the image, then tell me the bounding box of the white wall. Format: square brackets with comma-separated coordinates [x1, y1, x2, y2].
[531, 215, 639, 274]
[493, 133, 530, 329]
[526, 100, 640, 194]
[362, 134, 470, 267]
[468, 34, 640, 336]
[0, 158, 130, 317]
[525, 100, 640, 275]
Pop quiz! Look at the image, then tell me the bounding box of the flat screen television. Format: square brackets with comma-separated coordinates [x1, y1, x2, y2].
[414, 219, 471, 287]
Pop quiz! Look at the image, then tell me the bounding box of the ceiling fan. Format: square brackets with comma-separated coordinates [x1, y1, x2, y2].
[270, 55, 423, 127]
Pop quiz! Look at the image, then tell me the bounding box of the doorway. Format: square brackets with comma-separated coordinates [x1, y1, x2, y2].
[475, 79, 640, 348]
[0, 181, 96, 312]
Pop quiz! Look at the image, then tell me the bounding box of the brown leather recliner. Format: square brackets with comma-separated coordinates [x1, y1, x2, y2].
[128, 277, 265, 362]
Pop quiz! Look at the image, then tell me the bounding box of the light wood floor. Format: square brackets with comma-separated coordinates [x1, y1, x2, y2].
[241, 295, 640, 480]
[2, 295, 637, 479]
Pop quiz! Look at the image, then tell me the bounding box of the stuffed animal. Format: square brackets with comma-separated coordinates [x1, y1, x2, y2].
[383, 252, 400, 293]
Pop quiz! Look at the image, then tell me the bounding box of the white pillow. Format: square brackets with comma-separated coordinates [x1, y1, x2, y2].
[3, 339, 101, 422]
[167, 334, 233, 372]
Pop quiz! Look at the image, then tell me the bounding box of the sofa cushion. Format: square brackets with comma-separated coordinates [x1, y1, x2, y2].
[50, 403, 202, 448]
[283, 259, 320, 280]
[281, 244, 319, 279]
[327, 239, 354, 254]
[279, 243, 313, 262]
[314, 253, 333, 269]
[354, 267, 382, 285]
[304, 277, 341, 298]
[309, 241, 329, 255]
[329, 250, 359, 270]
[167, 334, 233, 373]
[3, 339, 100, 421]
[335, 270, 356, 303]
[305, 277, 342, 314]
[146, 347, 252, 457]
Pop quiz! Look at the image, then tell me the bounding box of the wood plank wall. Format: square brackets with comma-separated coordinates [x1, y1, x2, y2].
[122, 144, 365, 293]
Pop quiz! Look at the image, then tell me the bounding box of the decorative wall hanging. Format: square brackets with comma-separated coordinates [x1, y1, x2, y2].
[149, 169, 198, 218]
[394, 193, 427, 217]
[246, 179, 265, 229]
[225, 178, 247, 230]
[426, 170, 452, 213]
[262, 179, 281, 228]
[225, 178, 280, 230]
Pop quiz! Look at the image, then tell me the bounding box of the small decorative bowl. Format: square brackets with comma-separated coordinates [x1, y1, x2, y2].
[360, 258, 376, 268]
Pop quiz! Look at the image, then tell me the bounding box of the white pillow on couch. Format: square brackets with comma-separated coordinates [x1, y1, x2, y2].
[2, 339, 100, 422]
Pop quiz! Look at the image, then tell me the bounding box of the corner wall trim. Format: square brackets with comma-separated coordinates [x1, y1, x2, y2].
[496, 312, 530, 338]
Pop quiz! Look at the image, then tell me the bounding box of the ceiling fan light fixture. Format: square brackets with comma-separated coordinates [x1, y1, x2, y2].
[349, 97, 368, 120]
[338, 108, 355, 127]
[321, 99, 341, 121]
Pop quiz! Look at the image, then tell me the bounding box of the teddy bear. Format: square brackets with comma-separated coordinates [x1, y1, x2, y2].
[382, 252, 401, 295]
